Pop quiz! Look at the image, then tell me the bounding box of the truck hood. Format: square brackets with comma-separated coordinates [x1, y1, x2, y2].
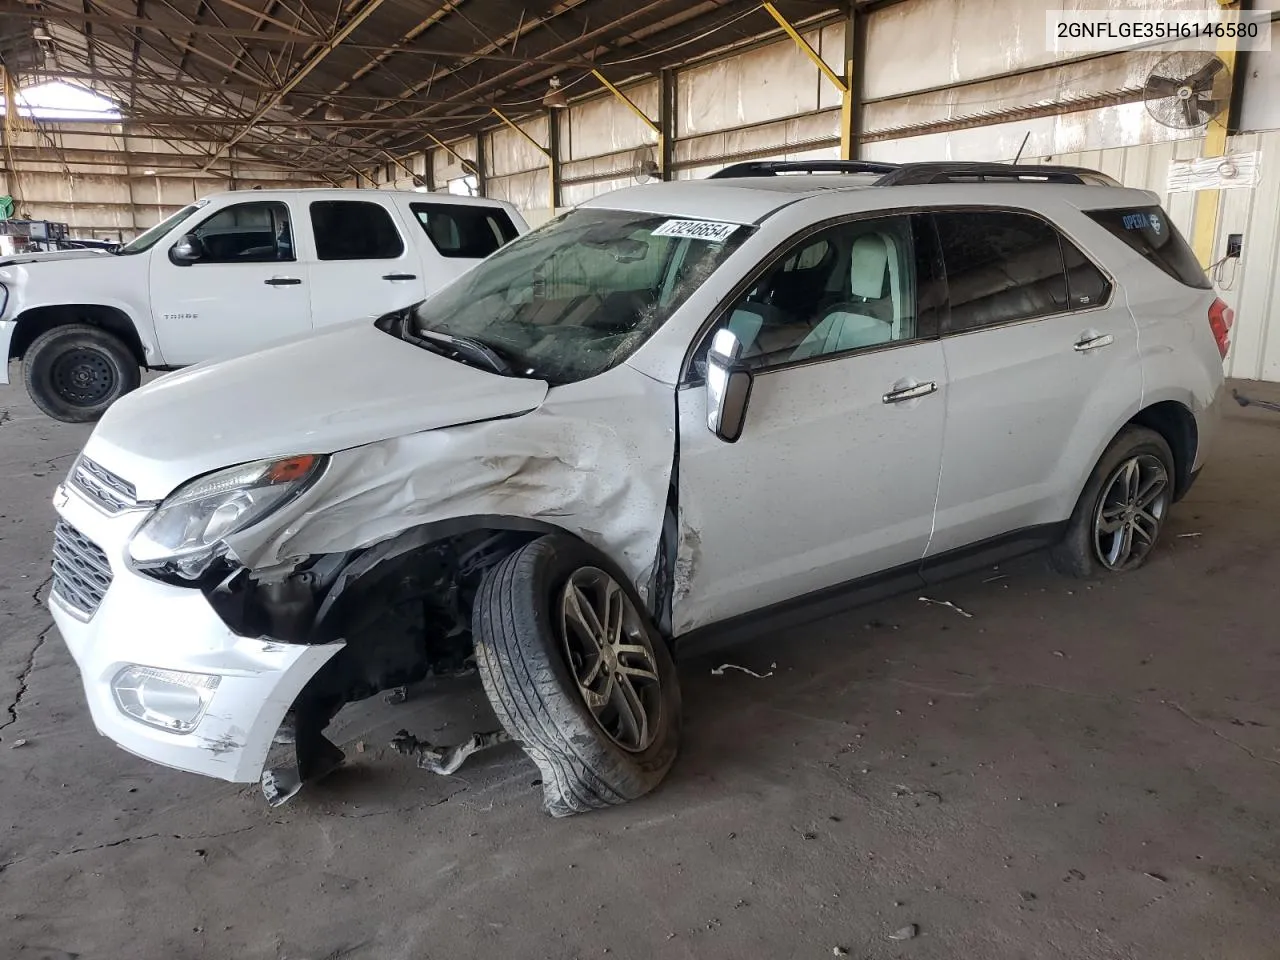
[0, 248, 111, 266]
[83, 321, 550, 500]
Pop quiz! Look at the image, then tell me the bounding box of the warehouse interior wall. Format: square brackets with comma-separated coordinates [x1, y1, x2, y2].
[351, 0, 1276, 381]
[0, 123, 331, 240]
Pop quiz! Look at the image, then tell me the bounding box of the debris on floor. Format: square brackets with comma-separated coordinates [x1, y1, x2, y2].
[10, 738, 28, 748]
[918, 596, 974, 618]
[390, 728, 512, 775]
[889, 923, 919, 940]
[1232, 389, 1280, 414]
[1177, 532, 1203, 539]
[833, 947, 850, 956]
[711, 663, 776, 678]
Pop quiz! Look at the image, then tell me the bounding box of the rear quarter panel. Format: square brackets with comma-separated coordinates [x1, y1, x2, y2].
[1062, 209, 1225, 484]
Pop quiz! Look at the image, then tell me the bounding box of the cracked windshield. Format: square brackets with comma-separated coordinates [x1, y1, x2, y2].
[410, 208, 752, 382]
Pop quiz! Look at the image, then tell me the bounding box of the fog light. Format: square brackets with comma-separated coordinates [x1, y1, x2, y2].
[111, 666, 220, 733]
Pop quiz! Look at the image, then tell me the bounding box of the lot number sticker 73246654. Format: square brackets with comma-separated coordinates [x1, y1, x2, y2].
[651, 219, 740, 243]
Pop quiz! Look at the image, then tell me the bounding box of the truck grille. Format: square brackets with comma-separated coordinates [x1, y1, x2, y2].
[51, 520, 113, 619]
[69, 456, 139, 514]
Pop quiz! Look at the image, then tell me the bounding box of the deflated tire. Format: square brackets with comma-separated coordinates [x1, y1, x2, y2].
[473, 535, 681, 817]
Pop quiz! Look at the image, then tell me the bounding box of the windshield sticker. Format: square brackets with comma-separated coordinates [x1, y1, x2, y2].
[651, 219, 740, 243]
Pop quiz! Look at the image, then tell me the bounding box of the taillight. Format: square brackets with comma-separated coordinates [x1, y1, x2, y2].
[1208, 297, 1234, 359]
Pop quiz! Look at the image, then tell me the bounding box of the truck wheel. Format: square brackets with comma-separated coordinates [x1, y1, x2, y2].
[1051, 426, 1175, 579]
[23, 324, 140, 423]
[473, 535, 681, 817]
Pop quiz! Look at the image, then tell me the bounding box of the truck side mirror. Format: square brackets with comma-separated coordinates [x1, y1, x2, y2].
[706, 328, 753, 443]
[169, 234, 205, 266]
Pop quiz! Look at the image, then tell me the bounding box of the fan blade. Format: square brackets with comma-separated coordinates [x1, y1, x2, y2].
[1146, 75, 1183, 97]
[1187, 57, 1225, 90]
[1182, 96, 1200, 128]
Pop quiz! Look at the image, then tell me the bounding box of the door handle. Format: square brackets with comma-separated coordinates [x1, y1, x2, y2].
[264, 276, 302, 286]
[1074, 332, 1114, 352]
[382, 273, 418, 281]
[882, 381, 938, 404]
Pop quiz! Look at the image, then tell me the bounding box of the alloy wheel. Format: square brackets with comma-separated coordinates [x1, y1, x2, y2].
[559, 567, 662, 753]
[1092, 454, 1170, 571]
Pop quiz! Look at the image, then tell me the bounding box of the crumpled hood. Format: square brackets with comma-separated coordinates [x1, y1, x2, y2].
[83, 321, 549, 500]
[0, 248, 111, 266]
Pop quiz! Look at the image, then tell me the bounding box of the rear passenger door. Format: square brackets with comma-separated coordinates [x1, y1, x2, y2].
[924, 207, 1141, 564]
[408, 201, 521, 296]
[305, 198, 427, 328]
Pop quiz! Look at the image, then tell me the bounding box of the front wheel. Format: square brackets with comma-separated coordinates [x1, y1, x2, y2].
[473, 535, 681, 817]
[1051, 426, 1176, 579]
[23, 324, 140, 423]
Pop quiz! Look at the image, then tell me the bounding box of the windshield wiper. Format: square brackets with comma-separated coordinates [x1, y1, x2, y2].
[407, 328, 514, 376]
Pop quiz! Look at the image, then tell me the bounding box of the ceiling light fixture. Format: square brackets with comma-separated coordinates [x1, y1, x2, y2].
[542, 77, 568, 109]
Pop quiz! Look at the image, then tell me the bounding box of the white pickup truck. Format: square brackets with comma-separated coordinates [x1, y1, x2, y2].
[0, 188, 528, 421]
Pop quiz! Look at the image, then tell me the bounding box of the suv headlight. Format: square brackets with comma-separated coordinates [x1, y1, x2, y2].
[129, 454, 325, 577]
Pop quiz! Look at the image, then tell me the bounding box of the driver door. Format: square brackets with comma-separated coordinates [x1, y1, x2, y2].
[149, 199, 312, 365]
[672, 213, 948, 634]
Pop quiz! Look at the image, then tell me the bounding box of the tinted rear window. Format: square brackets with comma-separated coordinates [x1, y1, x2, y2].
[1085, 206, 1211, 290]
[411, 203, 519, 259]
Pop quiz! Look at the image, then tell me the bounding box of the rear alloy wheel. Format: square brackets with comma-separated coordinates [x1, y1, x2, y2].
[473, 535, 681, 817]
[23, 324, 140, 422]
[1051, 426, 1176, 579]
[1091, 454, 1170, 571]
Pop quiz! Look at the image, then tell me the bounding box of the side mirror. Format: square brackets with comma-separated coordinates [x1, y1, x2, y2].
[168, 234, 204, 266]
[706, 328, 753, 443]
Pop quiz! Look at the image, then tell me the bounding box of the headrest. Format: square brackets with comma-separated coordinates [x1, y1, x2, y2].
[849, 233, 889, 300]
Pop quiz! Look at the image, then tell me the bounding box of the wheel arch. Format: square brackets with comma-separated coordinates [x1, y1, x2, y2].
[1127, 400, 1197, 501]
[8, 304, 148, 367]
[310, 514, 610, 636]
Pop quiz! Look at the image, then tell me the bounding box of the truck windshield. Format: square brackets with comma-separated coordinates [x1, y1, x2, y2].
[410, 207, 752, 383]
[117, 203, 202, 255]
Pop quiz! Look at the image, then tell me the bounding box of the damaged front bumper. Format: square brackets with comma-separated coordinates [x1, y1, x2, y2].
[48, 481, 343, 783]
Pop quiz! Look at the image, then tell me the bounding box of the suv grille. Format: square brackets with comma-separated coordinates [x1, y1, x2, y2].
[69, 457, 139, 514]
[51, 520, 113, 619]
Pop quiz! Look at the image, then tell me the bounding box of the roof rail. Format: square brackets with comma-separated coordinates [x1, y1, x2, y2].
[873, 162, 1121, 187]
[708, 160, 902, 179]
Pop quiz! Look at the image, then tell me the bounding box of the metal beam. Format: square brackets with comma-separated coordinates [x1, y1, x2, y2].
[492, 107, 555, 211]
[547, 107, 561, 209]
[3, 8, 316, 41]
[1191, 0, 1242, 266]
[199, 0, 390, 172]
[762, 1, 852, 157]
[659, 67, 675, 181]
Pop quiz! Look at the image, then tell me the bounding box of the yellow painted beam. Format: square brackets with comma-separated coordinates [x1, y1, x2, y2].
[840, 57, 854, 160]
[1191, 2, 1241, 266]
[591, 69, 660, 135]
[762, 2, 848, 94]
[591, 69, 663, 178]
[491, 108, 556, 211]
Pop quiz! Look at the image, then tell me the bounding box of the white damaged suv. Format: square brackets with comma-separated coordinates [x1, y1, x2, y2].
[48, 160, 1227, 815]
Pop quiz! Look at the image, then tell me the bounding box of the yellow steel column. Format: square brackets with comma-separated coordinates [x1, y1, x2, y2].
[762, 2, 853, 159]
[1191, 1, 1242, 266]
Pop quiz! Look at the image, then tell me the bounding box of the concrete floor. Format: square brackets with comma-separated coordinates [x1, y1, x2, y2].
[2, 378, 1279, 960]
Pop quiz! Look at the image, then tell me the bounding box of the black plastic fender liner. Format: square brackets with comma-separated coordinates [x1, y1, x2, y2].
[309, 514, 596, 636]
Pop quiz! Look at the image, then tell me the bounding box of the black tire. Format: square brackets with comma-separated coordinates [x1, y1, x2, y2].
[1050, 426, 1176, 579]
[473, 535, 681, 817]
[22, 323, 140, 423]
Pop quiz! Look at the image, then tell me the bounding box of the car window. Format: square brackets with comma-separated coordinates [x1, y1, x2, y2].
[695, 213, 941, 374]
[310, 200, 405, 260]
[1062, 236, 1112, 309]
[933, 210, 1069, 332]
[186, 202, 293, 263]
[118, 202, 204, 255]
[1084, 205, 1211, 290]
[411, 202, 519, 258]
[408, 208, 752, 384]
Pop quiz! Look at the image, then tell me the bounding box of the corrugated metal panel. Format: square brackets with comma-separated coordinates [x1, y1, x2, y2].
[677, 26, 843, 137]
[562, 81, 659, 162]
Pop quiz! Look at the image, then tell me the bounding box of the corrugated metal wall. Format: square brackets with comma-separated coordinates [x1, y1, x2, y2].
[354, 0, 1280, 380]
